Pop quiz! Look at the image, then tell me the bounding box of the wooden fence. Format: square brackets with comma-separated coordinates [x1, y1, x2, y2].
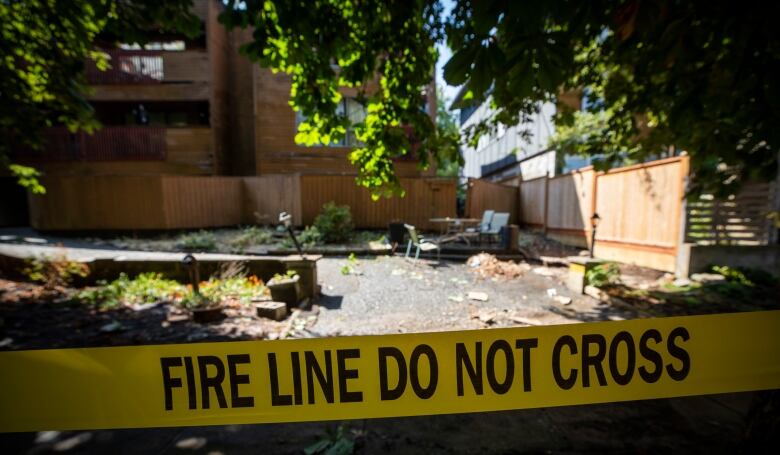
[300, 176, 456, 230]
[685, 181, 778, 246]
[465, 178, 519, 225]
[466, 156, 690, 271]
[27, 175, 455, 231]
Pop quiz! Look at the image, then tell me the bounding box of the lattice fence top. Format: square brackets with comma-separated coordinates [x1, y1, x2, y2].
[686, 182, 778, 246]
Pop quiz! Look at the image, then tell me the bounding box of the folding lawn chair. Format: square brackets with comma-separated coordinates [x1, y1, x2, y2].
[404, 224, 440, 261]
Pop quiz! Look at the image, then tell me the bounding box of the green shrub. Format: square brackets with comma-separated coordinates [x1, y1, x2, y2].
[230, 226, 274, 250]
[711, 265, 777, 287]
[282, 226, 323, 249]
[76, 272, 185, 308]
[313, 201, 353, 243]
[177, 230, 217, 251]
[585, 262, 621, 288]
[23, 255, 90, 288]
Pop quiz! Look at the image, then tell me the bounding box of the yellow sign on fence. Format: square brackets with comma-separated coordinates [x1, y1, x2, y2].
[1, 311, 779, 432]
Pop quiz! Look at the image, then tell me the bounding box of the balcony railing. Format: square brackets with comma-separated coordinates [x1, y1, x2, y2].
[86, 50, 164, 84]
[27, 126, 166, 161]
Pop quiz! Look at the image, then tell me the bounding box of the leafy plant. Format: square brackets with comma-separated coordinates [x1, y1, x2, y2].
[230, 226, 274, 250]
[198, 275, 267, 304]
[76, 272, 185, 309]
[313, 202, 353, 243]
[23, 255, 90, 288]
[304, 425, 355, 455]
[299, 226, 324, 247]
[177, 230, 217, 251]
[281, 226, 323, 249]
[711, 265, 777, 288]
[270, 270, 299, 283]
[585, 262, 621, 288]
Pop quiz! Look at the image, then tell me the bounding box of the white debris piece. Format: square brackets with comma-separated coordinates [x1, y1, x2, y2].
[467, 291, 489, 302]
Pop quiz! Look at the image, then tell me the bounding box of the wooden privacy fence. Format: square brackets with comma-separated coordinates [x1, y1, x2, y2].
[300, 176, 456, 230]
[27, 175, 456, 231]
[465, 178, 519, 224]
[467, 156, 690, 272]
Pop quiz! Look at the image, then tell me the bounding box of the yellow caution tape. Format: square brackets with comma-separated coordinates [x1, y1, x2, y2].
[1, 310, 779, 432]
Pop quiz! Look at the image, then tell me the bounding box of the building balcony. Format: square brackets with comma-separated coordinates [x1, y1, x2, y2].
[86, 50, 210, 85]
[24, 126, 213, 168]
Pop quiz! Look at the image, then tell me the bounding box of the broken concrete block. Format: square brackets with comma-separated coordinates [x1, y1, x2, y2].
[690, 273, 725, 283]
[255, 301, 288, 321]
[467, 291, 489, 301]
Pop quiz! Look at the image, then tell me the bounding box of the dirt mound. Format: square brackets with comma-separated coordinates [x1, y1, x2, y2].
[466, 253, 530, 280]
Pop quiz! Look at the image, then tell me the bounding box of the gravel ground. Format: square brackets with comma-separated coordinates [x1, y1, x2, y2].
[313, 255, 636, 336]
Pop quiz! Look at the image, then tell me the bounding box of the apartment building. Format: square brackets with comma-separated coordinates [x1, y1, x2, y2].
[453, 86, 557, 183]
[1, 0, 440, 229]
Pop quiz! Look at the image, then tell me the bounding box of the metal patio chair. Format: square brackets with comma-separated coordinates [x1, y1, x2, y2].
[404, 224, 440, 261]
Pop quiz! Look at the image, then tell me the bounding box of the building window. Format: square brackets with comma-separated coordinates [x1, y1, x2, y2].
[296, 97, 366, 147]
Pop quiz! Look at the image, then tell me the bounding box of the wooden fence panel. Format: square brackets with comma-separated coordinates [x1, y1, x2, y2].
[466, 179, 519, 224]
[546, 169, 595, 231]
[242, 175, 302, 225]
[161, 176, 242, 229]
[300, 176, 456, 230]
[28, 176, 166, 230]
[592, 157, 686, 271]
[518, 177, 546, 226]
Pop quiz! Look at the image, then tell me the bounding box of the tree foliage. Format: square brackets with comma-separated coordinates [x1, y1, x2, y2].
[221, 0, 456, 197]
[3, 1, 778, 197]
[0, 0, 198, 188]
[445, 1, 779, 196]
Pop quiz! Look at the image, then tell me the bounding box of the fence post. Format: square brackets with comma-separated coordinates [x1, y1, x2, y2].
[590, 168, 598, 250]
[542, 172, 549, 235]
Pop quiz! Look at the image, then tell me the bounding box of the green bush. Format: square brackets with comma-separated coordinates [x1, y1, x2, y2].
[230, 226, 274, 250]
[23, 254, 90, 288]
[76, 272, 185, 309]
[313, 201, 353, 243]
[711, 265, 777, 287]
[177, 230, 217, 251]
[281, 226, 323, 249]
[585, 262, 621, 288]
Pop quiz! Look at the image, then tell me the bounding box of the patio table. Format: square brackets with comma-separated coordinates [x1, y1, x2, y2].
[429, 217, 480, 244]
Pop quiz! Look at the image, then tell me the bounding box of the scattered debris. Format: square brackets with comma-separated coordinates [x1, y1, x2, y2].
[99, 320, 123, 333]
[391, 269, 406, 276]
[510, 316, 541, 326]
[533, 267, 555, 277]
[584, 285, 605, 300]
[256, 301, 288, 321]
[554, 296, 573, 305]
[467, 253, 530, 280]
[467, 291, 489, 302]
[546, 288, 557, 298]
[447, 295, 464, 302]
[690, 273, 726, 283]
[672, 278, 692, 287]
[478, 311, 496, 324]
[540, 256, 570, 267]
